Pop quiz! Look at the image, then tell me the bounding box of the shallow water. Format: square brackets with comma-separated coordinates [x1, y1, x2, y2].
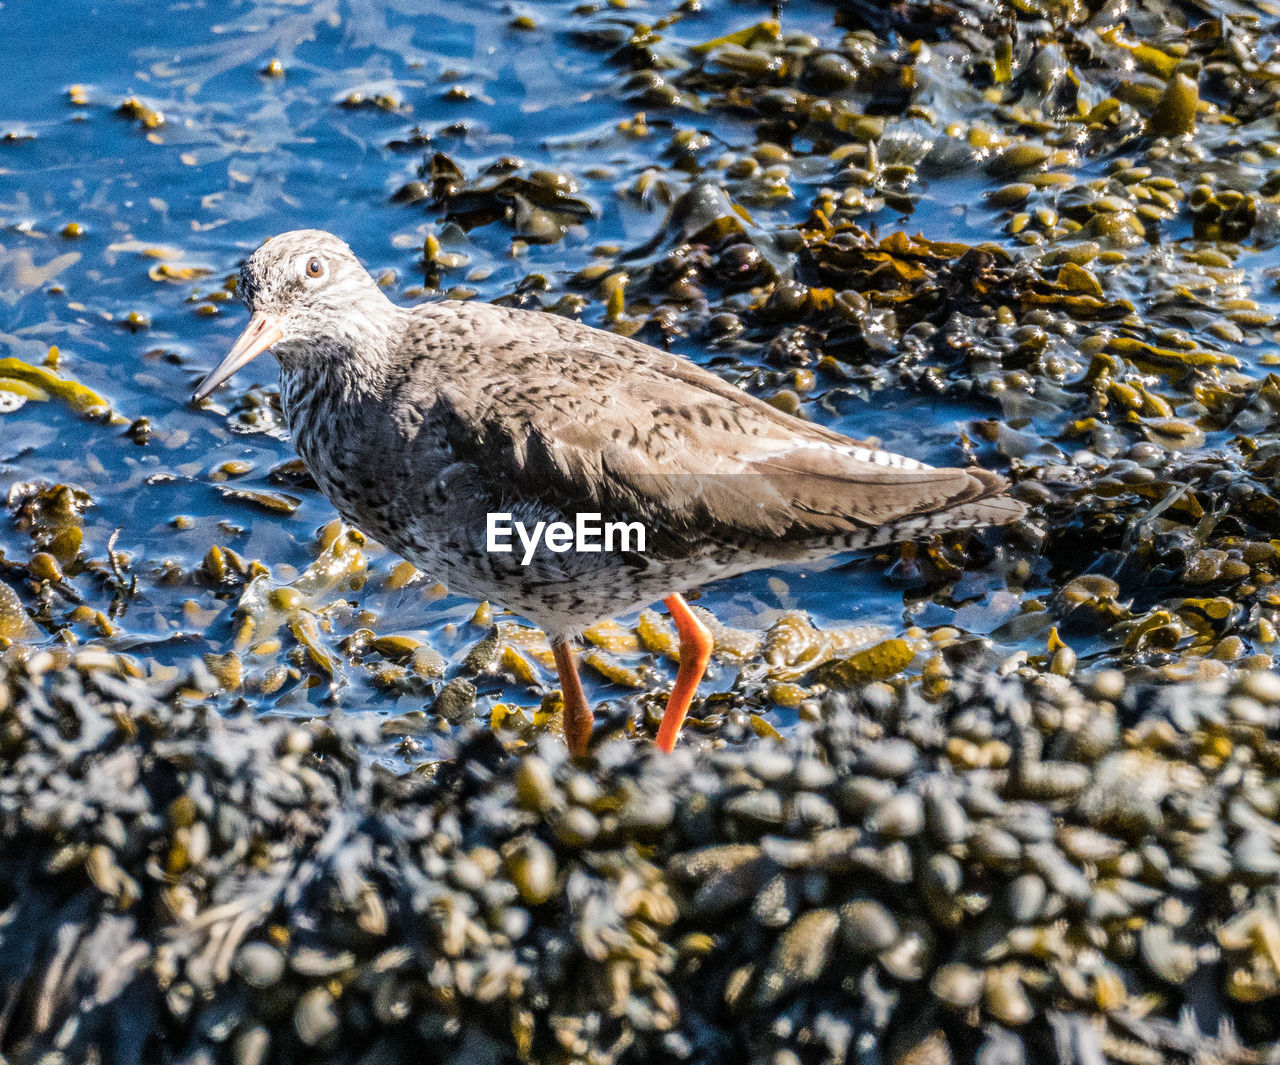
[4, 0, 1277, 753]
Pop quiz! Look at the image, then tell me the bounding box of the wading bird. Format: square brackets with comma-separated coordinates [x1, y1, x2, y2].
[194, 231, 1022, 756]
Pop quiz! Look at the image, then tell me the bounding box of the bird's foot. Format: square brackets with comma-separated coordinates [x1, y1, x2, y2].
[656, 593, 714, 753]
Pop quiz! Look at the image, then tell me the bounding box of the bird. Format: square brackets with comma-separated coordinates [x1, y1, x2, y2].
[193, 229, 1023, 757]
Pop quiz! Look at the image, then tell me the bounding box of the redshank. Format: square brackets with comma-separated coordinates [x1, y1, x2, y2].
[193, 230, 1023, 755]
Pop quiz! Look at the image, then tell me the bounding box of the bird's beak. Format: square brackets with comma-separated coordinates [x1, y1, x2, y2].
[191, 311, 284, 403]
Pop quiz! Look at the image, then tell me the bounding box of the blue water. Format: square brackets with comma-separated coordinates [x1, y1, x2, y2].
[0, 0, 1078, 735]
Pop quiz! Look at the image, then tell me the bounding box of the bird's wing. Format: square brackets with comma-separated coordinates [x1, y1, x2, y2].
[411, 302, 1021, 541]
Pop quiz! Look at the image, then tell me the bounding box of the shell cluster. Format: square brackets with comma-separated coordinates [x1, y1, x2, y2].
[5, 654, 1280, 1064]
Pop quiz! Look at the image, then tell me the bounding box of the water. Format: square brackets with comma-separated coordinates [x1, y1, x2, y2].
[0, 0, 1133, 735]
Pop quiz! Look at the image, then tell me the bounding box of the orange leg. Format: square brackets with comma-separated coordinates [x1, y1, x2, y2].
[655, 593, 714, 753]
[552, 638, 593, 757]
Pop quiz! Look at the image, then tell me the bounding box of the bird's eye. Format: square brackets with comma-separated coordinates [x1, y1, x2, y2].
[305, 256, 325, 280]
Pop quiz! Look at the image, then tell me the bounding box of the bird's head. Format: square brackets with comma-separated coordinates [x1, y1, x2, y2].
[192, 229, 393, 402]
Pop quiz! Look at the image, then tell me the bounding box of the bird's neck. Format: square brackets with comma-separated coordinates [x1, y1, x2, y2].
[277, 300, 406, 410]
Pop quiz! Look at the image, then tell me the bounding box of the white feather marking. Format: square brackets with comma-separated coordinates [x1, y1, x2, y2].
[762, 440, 929, 470]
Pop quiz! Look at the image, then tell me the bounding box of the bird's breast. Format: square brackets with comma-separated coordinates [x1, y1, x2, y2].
[280, 368, 457, 544]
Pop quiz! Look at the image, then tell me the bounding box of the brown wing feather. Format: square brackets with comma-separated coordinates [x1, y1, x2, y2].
[415, 301, 1020, 540]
